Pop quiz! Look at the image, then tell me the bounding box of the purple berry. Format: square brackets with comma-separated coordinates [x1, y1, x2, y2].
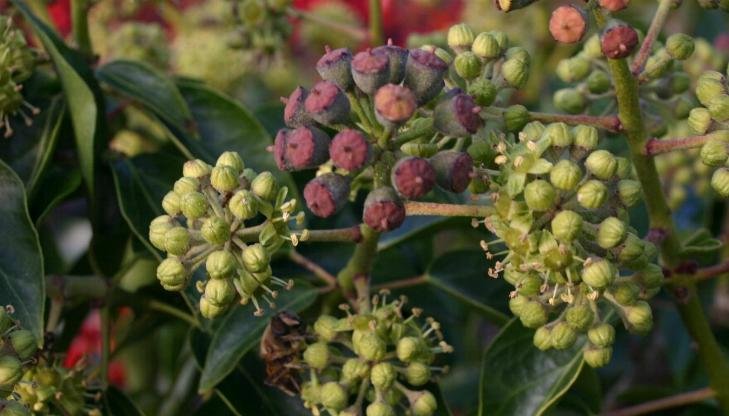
[374, 84, 417, 125]
[363, 187, 406, 232]
[392, 157, 436, 199]
[304, 173, 350, 218]
[283, 86, 310, 128]
[330, 129, 372, 171]
[430, 150, 474, 193]
[372, 39, 409, 83]
[434, 90, 483, 136]
[316, 46, 353, 90]
[304, 81, 351, 125]
[404, 49, 448, 104]
[351, 49, 391, 95]
[274, 126, 330, 171]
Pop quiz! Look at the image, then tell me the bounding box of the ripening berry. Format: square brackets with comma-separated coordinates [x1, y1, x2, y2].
[201, 216, 230, 245]
[372, 42, 409, 84]
[551, 210, 584, 242]
[304, 80, 351, 125]
[374, 84, 417, 125]
[430, 150, 474, 193]
[404, 49, 448, 105]
[363, 187, 406, 232]
[519, 301, 548, 328]
[666, 33, 695, 60]
[283, 86, 310, 128]
[352, 49, 391, 95]
[304, 173, 350, 218]
[524, 180, 556, 211]
[164, 226, 190, 255]
[392, 157, 436, 199]
[601, 25, 639, 58]
[549, 6, 588, 44]
[588, 323, 615, 347]
[711, 167, 729, 197]
[274, 126, 330, 171]
[598, 217, 627, 249]
[316, 47, 353, 90]
[434, 90, 482, 136]
[577, 180, 608, 209]
[206, 250, 236, 279]
[472, 32, 501, 59]
[330, 129, 371, 171]
[447, 23, 475, 52]
[156, 258, 187, 291]
[581, 258, 616, 288]
[533, 326, 552, 351]
[584, 346, 612, 368]
[599, 0, 629, 11]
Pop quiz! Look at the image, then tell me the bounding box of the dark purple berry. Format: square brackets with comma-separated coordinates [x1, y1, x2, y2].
[372, 39, 409, 84]
[430, 150, 474, 193]
[392, 157, 436, 199]
[304, 81, 351, 125]
[283, 86, 310, 128]
[404, 48, 448, 104]
[363, 187, 406, 232]
[303, 173, 350, 218]
[351, 49, 390, 95]
[316, 46, 353, 90]
[374, 84, 417, 126]
[601, 25, 639, 59]
[330, 129, 371, 171]
[434, 90, 483, 136]
[274, 126, 330, 171]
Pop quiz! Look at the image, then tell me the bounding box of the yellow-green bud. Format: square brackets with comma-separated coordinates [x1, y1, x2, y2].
[183, 159, 212, 178]
[643, 50, 672, 81]
[517, 275, 542, 296]
[367, 402, 396, 416]
[502, 55, 530, 89]
[709, 95, 729, 122]
[447, 23, 474, 52]
[241, 244, 269, 273]
[556, 57, 591, 83]
[320, 382, 348, 411]
[472, 32, 501, 59]
[565, 304, 594, 332]
[533, 326, 552, 351]
[524, 180, 556, 211]
[522, 121, 545, 141]
[490, 31, 509, 50]
[352, 330, 387, 361]
[210, 165, 239, 193]
[611, 281, 639, 305]
[519, 301, 548, 328]
[624, 301, 653, 334]
[509, 294, 529, 316]
[551, 210, 583, 242]
[204, 278, 235, 307]
[544, 122, 573, 148]
[454, 52, 482, 80]
[584, 346, 612, 368]
[666, 34, 694, 60]
[598, 217, 626, 249]
[314, 315, 340, 341]
[341, 358, 369, 384]
[371, 362, 397, 390]
[0, 356, 22, 389]
[396, 336, 424, 362]
[156, 258, 187, 291]
[251, 172, 278, 201]
[696, 71, 727, 107]
[149, 215, 174, 250]
[549, 160, 582, 191]
[577, 180, 607, 209]
[618, 180, 642, 207]
[201, 216, 230, 245]
[200, 297, 226, 319]
[162, 191, 181, 216]
[688, 107, 713, 134]
[616, 234, 645, 267]
[304, 342, 330, 370]
[614, 157, 631, 179]
[229, 189, 259, 220]
[301, 381, 321, 404]
[181, 191, 208, 219]
[206, 250, 236, 279]
[585, 150, 617, 180]
[587, 70, 610, 94]
[468, 79, 498, 106]
[587, 323, 615, 347]
[573, 125, 599, 150]
[550, 322, 577, 350]
[581, 258, 616, 288]
[634, 263, 664, 288]
[173, 177, 199, 196]
[410, 391, 437, 416]
[216, 151, 245, 173]
[711, 167, 729, 197]
[9, 329, 36, 360]
[554, 88, 586, 114]
[503, 105, 530, 132]
[700, 138, 728, 166]
[163, 226, 190, 255]
[405, 362, 431, 386]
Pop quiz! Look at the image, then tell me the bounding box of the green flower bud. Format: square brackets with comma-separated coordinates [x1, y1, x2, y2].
[320, 382, 348, 411]
[711, 167, 729, 197]
[688, 107, 713, 134]
[210, 165, 239, 193]
[550, 322, 577, 349]
[584, 346, 612, 368]
[616, 234, 645, 267]
[550, 160, 582, 191]
[314, 315, 340, 342]
[341, 358, 369, 384]
[666, 33, 694, 60]
[524, 180, 556, 211]
[454, 52, 482, 80]
[229, 190, 259, 220]
[164, 226, 190, 255]
[554, 88, 586, 114]
[670, 72, 691, 95]
[696, 71, 727, 107]
[241, 244, 270, 273]
[612, 281, 639, 305]
[371, 362, 397, 390]
[618, 180, 642, 207]
[204, 278, 235, 307]
[533, 326, 552, 351]
[551, 210, 584, 242]
[517, 275, 542, 296]
[573, 125, 599, 150]
[624, 301, 653, 334]
[200, 217, 230, 245]
[468, 79, 498, 106]
[566, 304, 594, 332]
[205, 250, 236, 279]
[447, 23, 474, 52]
[634, 263, 664, 288]
[615, 157, 632, 179]
[0, 356, 22, 389]
[587, 70, 611, 94]
[472, 32, 501, 59]
[405, 362, 431, 386]
[410, 391, 437, 416]
[585, 150, 617, 180]
[173, 177, 199, 196]
[304, 342, 330, 370]
[251, 172, 278, 201]
[397, 336, 425, 362]
[490, 31, 509, 50]
[700, 137, 729, 167]
[587, 323, 615, 347]
[161, 191, 181, 216]
[709, 95, 729, 121]
[502, 55, 530, 89]
[556, 57, 591, 83]
[367, 402, 396, 416]
[519, 301, 548, 328]
[577, 180, 607, 209]
[215, 151, 245, 173]
[522, 121, 545, 141]
[643, 50, 672, 80]
[181, 191, 208, 219]
[509, 294, 529, 316]
[301, 381, 321, 404]
[183, 159, 212, 178]
[583, 34, 602, 59]
[9, 330, 36, 360]
[503, 105, 530, 132]
[581, 258, 616, 288]
[598, 217, 626, 249]
[544, 122, 573, 148]
[149, 215, 174, 250]
[352, 330, 387, 361]
[156, 258, 187, 291]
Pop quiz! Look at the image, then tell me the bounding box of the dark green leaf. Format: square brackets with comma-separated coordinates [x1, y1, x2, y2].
[680, 228, 723, 255]
[478, 319, 586, 416]
[0, 159, 45, 343]
[104, 386, 146, 416]
[199, 283, 318, 391]
[29, 163, 82, 225]
[426, 250, 510, 326]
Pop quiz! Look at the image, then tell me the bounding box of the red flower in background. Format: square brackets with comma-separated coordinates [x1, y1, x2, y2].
[47, 0, 71, 36]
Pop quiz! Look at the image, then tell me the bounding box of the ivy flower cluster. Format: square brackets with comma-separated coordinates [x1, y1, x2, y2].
[150, 152, 300, 318]
[0, 15, 37, 138]
[0, 308, 37, 400]
[225, 0, 293, 63]
[297, 293, 451, 416]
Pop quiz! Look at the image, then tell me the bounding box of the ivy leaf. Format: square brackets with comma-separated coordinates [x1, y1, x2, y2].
[199, 283, 318, 391]
[680, 228, 723, 256]
[0, 160, 45, 344]
[478, 319, 586, 416]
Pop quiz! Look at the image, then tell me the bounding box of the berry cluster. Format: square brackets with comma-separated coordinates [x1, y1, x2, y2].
[0, 15, 38, 138]
[150, 152, 300, 318]
[0, 308, 37, 397]
[298, 293, 451, 416]
[476, 121, 661, 367]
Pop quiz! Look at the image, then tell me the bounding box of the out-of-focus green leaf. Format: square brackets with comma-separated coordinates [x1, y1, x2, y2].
[0, 159, 45, 344]
[29, 163, 82, 225]
[104, 386, 146, 416]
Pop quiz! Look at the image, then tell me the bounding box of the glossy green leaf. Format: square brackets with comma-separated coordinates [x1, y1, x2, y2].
[479, 319, 586, 416]
[426, 250, 510, 326]
[29, 163, 82, 225]
[104, 386, 146, 416]
[199, 283, 318, 391]
[0, 160, 45, 343]
[13, 0, 104, 195]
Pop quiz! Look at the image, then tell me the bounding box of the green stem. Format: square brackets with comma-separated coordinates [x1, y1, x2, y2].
[368, 0, 384, 45]
[336, 225, 380, 299]
[70, 0, 92, 55]
[630, 0, 673, 76]
[148, 300, 200, 328]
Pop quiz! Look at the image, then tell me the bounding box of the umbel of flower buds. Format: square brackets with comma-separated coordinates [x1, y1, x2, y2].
[0, 16, 39, 138]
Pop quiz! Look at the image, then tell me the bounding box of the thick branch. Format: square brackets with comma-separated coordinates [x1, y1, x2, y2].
[696, 260, 729, 282]
[404, 201, 492, 217]
[237, 224, 362, 243]
[644, 134, 712, 155]
[336, 225, 380, 299]
[607, 387, 715, 416]
[529, 112, 622, 132]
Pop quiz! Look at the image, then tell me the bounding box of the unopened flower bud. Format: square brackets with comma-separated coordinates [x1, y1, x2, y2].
[304, 173, 350, 218]
[204, 278, 235, 307]
[556, 57, 591, 83]
[241, 243, 269, 273]
[397, 336, 425, 362]
[577, 180, 608, 209]
[206, 250, 236, 279]
[696, 71, 727, 107]
[374, 84, 417, 125]
[181, 192, 208, 219]
[551, 210, 584, 242]
[554, 88, 586, 114]
[624, 301, 653, 333]
[0, 356, 22, 389]
[316, 47, 353, 90]
[9, 329, 36, 360]
[162, 191, 181, 216]
[550, 160, 582, 191]
[599, 0, 629, 12]
[601, 25, 639, 59]
[549, 6, 587, 44]
[229, 189, 259, 220]
[174, 177, 199, 196]
[666, 33, 694, 60]
[709, 95, 729, 121]
[550, 322, 577, 349]
[582, 258, 616, 288]
[314, 315, 340, 341]
[363, 187, 406, 232]
[372, 42, 409, 84]
[585, 150, 617, 180]
[305, 81, 351, 125]
[164, 227, 190, 255]
[583, 34, 602, 59]
[615, 233, 645, 266]
[533, 326, 552, 351]
[584, 346, 612, 368]
[519, 301, 548, 328]
[502, 54, 530, 89]
[371, 362, 397, 390]
[216, 151, 244, 173]
[467, 140, 496, 165]
[454, 52, 482, 80]
[509, 294, 529, 316]
[634, 263, 664, 288]
[565, 304, 594, 331]
[503, 104, 530, 132]
[304, 342, 330, 370]
[434, 91, 482, 136]
[544, 122, 573, 148]
[617, 179, 641, 207]
[612, 281, 639, 305]
[468, 78, 498, 106]
[700, 137, 729, 167]
[598, 217, 626, 249]
[341, 358, 369, 384]
[472, 32, 501, 59]
[447, 23, 474, 52]
[251, 171, 278, 201]
[392, 157, 436, 199]
[210, 165, 239, 192]
[283, 86, 310, 128]
[587, 323, 615, 347]
[352, 49, 390, 95]
[201, 216, 230, 245]
[183, 159, 212, 178]
[404, 49, 448, 104]
[573, 125, 599, 150]
[587, 70, 611, 94]
[430, 150, 474, 193]
[524, 179, 556, 211]
[319, 382, 348, 411]
[367, 402, 396, 416]
[274, 126, 330, 171]
[156, 258, 187, 291]
[353, 330, 387, 361]
[149, 215, 175, 250]
[711, 167, 729, 197]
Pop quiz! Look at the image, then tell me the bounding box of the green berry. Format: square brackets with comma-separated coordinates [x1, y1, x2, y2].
[502, 55, 530, 89]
